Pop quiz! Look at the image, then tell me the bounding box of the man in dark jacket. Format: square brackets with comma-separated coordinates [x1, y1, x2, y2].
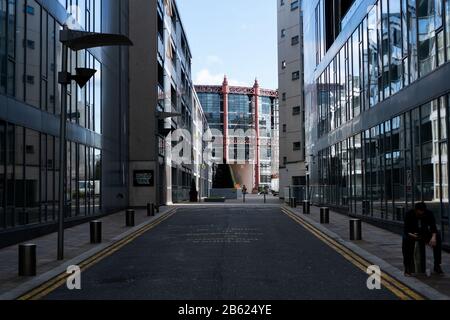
[402, 202, 443, 276]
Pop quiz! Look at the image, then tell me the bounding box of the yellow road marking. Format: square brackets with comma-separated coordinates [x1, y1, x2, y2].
[18, 208, 177, 300]
[281, 207, 425, 300]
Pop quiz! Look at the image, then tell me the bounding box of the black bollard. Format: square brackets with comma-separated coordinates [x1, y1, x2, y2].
[303, 200, 310, 214]
[126, 209, 135, 227]
[147, 203, 155, 217]
[90, 220, 102, 244]
[350, 219, 362, 240]
[320, 207, 330, 224]
[19, 244, 37, 277]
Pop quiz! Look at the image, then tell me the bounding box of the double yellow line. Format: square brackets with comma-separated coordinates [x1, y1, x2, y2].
[281, 207, 425, 300]
[18, 208, 177, 300]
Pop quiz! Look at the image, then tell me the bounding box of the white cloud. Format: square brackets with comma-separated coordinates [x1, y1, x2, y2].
[206, 55, 223, 66]
[194, 69, 247, 87]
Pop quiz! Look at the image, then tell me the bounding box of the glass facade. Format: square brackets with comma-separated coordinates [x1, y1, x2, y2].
[228, 94, 253, 132]
[0, 121, 101, 228]
[313, 94, 450, 244]
[259, 96, 276, 186]
[198, 93, 223, 132]
[197, 88, 279, 190]
[0, 0, 125, 238]
[317, 0, 450, 138]
[0, 0, 102, 126]
[228, 94, 254, 163]
[304, 0, 450, 246]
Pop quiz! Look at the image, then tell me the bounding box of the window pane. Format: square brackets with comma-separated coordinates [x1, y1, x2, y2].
[0, 121, 5, 228]
[446, 0, 450, 59]
[94, 148, 101, 214]
[78, 51, 86, 127]
[0, 0, 6, 94]
[79, 144, 86, 216]
[25, 129, 40, 225]
[25, 0, 40, 108]
[70, 142, 77, 217]
[417, 0, 437, 76]
[368, 5, 379, 107]
[94, 0, 101, 32]
[48, 16, 55, 113]
[15, 0, 26, 101]
[40, 134, 46, 221]
[421, 102, 434, 202]
[94, 59, 101, 133]
[409, 0, 419, 82]
[381, 0, 390, 99]
[390, 0, 403, 94]
[47, 135, 55, 221]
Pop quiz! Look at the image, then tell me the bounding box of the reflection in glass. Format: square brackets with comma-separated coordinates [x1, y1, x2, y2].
[446, 0, 450, 58]
[94, 59, 102, 133]
[25, 129, 40, 224]
[79, 144, 86, 216]
[95, 149, 101, 213]
[417, 0, 437, 76]
[390, 0, 403, 94]
[368, 5, 379, 107]
[15, 126, 24, 225]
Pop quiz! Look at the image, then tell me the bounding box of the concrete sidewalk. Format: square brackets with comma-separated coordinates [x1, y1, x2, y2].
[284, 204, 450, 299]
[0, 206, 175, 299]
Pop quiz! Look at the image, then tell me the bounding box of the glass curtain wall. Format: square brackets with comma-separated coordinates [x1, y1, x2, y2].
[0, 0, 104, 231]
[313, 94, 450, 245]
[317, 0, 450, 138]
[0, 121, 101, 230]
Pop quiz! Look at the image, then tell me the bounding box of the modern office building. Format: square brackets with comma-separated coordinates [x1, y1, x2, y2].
[129, 0, 211, 206]
[277, 0, 307, 200]
[0, 0, 129, 246]
[303, 0, 450, 246]
[196, 78, 279, 192]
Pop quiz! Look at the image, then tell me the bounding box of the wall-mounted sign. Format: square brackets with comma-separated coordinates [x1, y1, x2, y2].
[133, 170, 154, 187]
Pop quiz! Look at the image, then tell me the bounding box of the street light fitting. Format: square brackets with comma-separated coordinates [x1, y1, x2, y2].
[60, 29, 133, 51]
[57, 25, 132, 261]
[73, 68, 97, 88]
[58, 68, 97, 88]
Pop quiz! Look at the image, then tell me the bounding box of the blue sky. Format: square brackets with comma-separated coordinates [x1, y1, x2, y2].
[177, 0, 278, 89]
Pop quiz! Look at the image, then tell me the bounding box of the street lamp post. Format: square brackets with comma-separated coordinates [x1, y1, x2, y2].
[57, 25, 132, 260]
[57, 33, 68, 261]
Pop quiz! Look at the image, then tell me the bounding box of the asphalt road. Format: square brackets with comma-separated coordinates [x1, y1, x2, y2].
[45, 205, 397, 300]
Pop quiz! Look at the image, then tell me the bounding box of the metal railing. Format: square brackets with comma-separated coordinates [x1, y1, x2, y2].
[284, 186, 308, 204]
[172, 186, 190, 203]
